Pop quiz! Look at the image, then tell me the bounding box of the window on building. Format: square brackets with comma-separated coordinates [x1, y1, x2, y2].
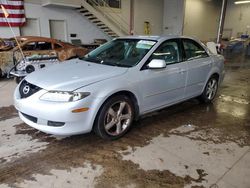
[96, 0, 121, 8]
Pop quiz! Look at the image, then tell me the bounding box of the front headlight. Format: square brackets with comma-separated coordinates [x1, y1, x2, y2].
[40, 91, 90, 102]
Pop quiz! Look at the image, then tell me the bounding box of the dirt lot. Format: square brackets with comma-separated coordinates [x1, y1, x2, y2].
[0, 56, 250, 188]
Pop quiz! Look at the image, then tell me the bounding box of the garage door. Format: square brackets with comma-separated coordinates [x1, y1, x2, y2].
[49, 20, 67, 41]
[20, 18, 40, 36]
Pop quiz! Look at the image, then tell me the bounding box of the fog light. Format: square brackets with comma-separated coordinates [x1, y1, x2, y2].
[72, 107, 89, 113]
[47, 121, 65, 127]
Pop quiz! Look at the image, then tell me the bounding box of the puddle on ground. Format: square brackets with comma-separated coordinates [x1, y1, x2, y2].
[16, 162, 103, 188]
[215, 99, 249, 119]
[0, 80, 17, 108]
[219, 94, 249, 105]
[0, 105, 18, 121]
[169, 124, 197, 134]
[0, 117, 48, 163]
[120, 125, 249, 188]
[0, 184, 10, 188]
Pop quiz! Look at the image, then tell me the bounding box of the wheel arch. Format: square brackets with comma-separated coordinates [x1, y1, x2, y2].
[211, 72, 220, 80]
[94, 90, 140, 126]
[202, 71, 220, 93]
[199, 72, 220, 103]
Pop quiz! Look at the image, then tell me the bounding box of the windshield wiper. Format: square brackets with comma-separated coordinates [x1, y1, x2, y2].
[116, 64, 132, 68]
[81, 57, 131, 68]
[101, 61, 117, 66]
[102, 61, 132, 68]
[80, 56, 102, 63]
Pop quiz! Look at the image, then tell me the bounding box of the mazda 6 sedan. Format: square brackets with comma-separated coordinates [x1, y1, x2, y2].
[14, 36, 225, 140]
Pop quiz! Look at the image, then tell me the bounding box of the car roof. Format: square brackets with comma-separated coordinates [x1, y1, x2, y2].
[118, 35, 200, 42]
[15, 36, 59, 43]
[14, 36, 77, 47]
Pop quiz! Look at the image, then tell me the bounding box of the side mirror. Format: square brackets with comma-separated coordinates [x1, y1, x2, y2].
[148, 59, 166, 69]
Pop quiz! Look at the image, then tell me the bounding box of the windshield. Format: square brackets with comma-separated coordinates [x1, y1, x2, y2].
[81, 39, 156, 67]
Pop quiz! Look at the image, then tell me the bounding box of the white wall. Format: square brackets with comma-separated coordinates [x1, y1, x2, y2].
[224, 0, 250, 38]
[163, 0, 185, 35]
[96, 1, 131, 35]
[98, 0, 164, 35]
[25, 0, 42, 4]
[134, 0, 164, 35]
[41, 0, 81, 7]
[0, 27, 20, 38]
[0, 2, 110, 43]
[0, 0, 165, 41]
[183, 0, 221, 41]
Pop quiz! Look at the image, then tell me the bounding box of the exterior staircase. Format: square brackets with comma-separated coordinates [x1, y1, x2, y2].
[76, 0, 130, 38]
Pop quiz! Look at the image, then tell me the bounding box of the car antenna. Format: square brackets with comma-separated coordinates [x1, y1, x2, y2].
[1, 4, 25, 61]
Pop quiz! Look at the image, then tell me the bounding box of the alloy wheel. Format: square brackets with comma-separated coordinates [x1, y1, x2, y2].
[206, 78, 218, 100]
[104, 101, 132, 136]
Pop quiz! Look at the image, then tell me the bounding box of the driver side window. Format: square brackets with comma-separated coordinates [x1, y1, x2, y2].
[148, 40, 181, 65]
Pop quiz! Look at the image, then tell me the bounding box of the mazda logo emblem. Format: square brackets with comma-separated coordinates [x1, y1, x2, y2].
[23, 85, 30, 95]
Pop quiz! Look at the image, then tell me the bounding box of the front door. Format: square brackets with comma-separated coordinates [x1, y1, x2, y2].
[140, 39, 187, 113]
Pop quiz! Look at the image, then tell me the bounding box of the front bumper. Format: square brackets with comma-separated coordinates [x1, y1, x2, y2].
[14, 87, 100, 136]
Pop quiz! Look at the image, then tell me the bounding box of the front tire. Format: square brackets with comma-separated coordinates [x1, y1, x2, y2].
[94, 95, 134, 140]
[199, 76, 218, 103]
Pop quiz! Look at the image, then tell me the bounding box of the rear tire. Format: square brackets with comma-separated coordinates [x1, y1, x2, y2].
[199, 76, 218, 103]
[94, 95, 134, 140]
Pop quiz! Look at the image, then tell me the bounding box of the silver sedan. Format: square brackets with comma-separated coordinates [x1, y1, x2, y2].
[14, 36, 225, 140]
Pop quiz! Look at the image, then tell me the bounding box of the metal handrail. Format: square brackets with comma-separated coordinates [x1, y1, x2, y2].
[95, 0, 129, 28]
[84, 0, 130, 35]
[88, 0, 128, 33]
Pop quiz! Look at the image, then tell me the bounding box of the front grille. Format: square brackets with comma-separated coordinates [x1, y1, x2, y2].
[19, 80, 42, 99]
[21, 112, 37, 123]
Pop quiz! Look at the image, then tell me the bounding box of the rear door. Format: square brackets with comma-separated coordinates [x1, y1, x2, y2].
[182, 39, 212, 98]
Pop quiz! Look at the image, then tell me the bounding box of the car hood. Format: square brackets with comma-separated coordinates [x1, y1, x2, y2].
[25, 59, 128, 91]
